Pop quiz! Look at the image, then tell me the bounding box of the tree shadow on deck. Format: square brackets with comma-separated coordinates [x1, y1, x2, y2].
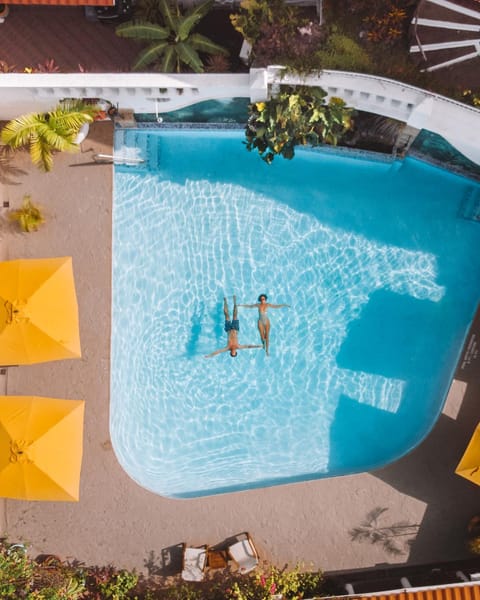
[373, 376, 480, 565]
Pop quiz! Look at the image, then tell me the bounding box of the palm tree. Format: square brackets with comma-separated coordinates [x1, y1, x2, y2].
[116, 0, 228, 73]
[0, 100, 98, 172]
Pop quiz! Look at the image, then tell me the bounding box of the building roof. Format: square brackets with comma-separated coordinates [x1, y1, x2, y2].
[356, 584, 480, 600]
[2, 0, 114, 5]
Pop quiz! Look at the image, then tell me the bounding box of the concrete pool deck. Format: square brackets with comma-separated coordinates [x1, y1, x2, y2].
[1, 121, 480, 576]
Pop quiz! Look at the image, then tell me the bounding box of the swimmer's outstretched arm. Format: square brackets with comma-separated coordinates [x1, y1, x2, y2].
[238, 344, 263, 350]
[238, 303, 259, 308]
[267, 303, 290, 309]
[204, 347, 229, 358]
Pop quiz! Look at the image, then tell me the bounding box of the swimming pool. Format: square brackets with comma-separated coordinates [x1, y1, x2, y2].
[111, 128, 480, 498]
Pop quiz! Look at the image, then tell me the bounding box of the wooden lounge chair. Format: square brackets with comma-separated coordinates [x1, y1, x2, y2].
[181, 544, 208, 582]
[227, 532, 259, 574]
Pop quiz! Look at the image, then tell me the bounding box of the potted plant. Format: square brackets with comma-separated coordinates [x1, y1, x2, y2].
[0, 100, 100, 172]
[8, 195, 45, 232]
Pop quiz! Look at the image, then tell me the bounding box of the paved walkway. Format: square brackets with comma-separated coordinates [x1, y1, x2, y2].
[0, 122, 480, 577]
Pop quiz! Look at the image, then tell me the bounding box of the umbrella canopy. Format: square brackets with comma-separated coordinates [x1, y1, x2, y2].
[0, 257, 81, 366]
[455, 422, 480, 486]
[0, 396, 85, 501]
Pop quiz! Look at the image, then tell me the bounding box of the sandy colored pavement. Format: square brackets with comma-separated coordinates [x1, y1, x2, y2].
[0, 121, 479, 576]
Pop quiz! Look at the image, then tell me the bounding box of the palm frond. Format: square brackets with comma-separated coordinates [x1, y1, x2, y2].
[58, 99, 97, 116]
[29, 133, 54, 172]
[184, 0, 213, 21]
[189, 33, 228, 55]
[177, 11, 205, 40]
[1, 113, 46, 149]
[42, 128, 80, 152]
[133, 41, 170, 70]
[176, 42, 203, 72]
[159, 45, 177, 72]
[116, 21, 169, 40]
[158, 0, 178, 31]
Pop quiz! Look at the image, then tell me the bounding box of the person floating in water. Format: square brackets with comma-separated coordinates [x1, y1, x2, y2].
[204, 295, 263, 359]
[239, 294, 290, 356]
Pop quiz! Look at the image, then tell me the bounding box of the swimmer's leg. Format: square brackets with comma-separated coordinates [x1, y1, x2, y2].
[258, 321, 266, 349]
[233, 295, 238, 320]
[223, 297, 230, 321]
[265, 320, 271, 356]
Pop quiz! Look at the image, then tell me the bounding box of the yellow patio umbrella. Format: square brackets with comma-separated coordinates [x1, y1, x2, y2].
[455, 422, 480, 486]
[0, 257, 81, 365]
[0, 396, 85, 501]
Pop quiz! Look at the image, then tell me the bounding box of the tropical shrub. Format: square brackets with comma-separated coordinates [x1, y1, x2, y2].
[116, 0, 228, 73]
[226, 564, 323, 600]
[362, 3, 409, 45]
[8, 195, 45, 233]
[0, 59, 16, 72]
[0, 543, 34, 599]
[230, 0, 296, 46]
[230, 0, 325, 70]
[245, 85, 354, 163]
[0, 100, 99, 172]
[204, 53, 231, 73]
[314, 31, 373, 72]
[462, 89, 480, 107]
[0, 540, 327, 599]
[97, 568, 138, 599]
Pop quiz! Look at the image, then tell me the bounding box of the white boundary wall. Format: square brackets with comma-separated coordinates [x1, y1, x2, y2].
[0, 67, 479, 165]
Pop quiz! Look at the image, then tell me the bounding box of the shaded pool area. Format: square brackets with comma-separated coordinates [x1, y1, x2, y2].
[111, 129, 480, 498]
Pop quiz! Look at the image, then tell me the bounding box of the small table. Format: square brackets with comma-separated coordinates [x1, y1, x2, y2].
[207, 550, 228, 569]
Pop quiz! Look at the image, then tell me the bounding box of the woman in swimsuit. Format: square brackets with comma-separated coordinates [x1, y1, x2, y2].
[239, 294, 290, 356]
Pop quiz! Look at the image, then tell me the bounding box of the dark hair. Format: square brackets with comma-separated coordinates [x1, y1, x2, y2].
[258, 294, 268, 302]
[230, 350, 237, 357]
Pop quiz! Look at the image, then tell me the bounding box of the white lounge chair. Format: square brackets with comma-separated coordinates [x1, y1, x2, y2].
[227, 533, 259, 574]
[181, 545, 208, 582]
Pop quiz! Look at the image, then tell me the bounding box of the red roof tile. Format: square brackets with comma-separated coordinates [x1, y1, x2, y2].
[354, 585, 480, 600]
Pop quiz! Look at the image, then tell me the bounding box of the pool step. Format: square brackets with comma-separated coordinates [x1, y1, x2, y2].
[459, 186, 480, 222]
[113, 129, 160, 172]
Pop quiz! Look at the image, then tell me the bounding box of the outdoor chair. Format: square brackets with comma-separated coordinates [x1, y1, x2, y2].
[181, 544, 208, 582]
[227, 532, 259, 574]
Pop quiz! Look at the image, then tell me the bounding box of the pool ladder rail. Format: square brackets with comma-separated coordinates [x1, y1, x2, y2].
[93, 153, 145, 165]
[113, 129, 160, 171]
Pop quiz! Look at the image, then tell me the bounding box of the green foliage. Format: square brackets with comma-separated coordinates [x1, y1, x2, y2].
[0, 543, 34, 598]
[0, 542, 327, 600]
[163, 582, 204, 599]
[230, 0, 323, 70]
[116, 0, 228, 73]
[245, 85, 354, 163]
[9, 194, 45, 232]
[230, 0, 296, 45]
[98, 569, 138, 599]
[361, 3, 410, 45]
[29, 576, 86, 599]
[0, 100, 98, 172]
[314, 32, 372, 72]
[226, 564, 323, 600]
[462, 89, 480, 107]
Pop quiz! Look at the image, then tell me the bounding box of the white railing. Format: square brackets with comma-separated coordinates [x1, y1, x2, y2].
[0, 67, 479, 165]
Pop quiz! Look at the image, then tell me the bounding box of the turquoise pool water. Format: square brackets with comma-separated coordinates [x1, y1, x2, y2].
[111, 128, 480, 498]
